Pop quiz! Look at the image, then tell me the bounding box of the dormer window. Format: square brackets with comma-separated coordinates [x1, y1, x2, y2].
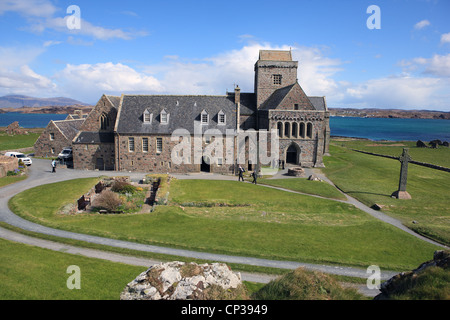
[143, 109, 153, 123]
[160, 109, 169, 124]
[218, 110, 226, 125]
[201, 110, 209, 125]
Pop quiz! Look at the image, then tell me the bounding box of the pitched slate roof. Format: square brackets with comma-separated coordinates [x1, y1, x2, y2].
[116, 95, 238, 135]
[260, 82, 326, 111]
[73, 132, 114, 144]
[53, 119, 84, 141]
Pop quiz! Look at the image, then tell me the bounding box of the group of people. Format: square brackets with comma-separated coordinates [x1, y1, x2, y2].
[238, 165, 258, 184]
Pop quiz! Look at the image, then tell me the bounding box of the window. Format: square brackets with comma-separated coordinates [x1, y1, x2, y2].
[51, 147, 55, 154]
[218, 110, 226, 125]
[156, 137, 163, 154]
[160, 109, 169, 124]
[294, 104, 299, 110]
[100, 113, 109, 130]
[201, 110, 209, 125]
[217, 158, 223, 166]
[284, 122, 291, 138]
[143, 109, 152, 123]
[142, 138, 149, 152]
[300, 122, 305, 138]
[292, 122, 298, 138]
[277, 122, 283, 138]
[49, 133, 54, 141]
[273, 74, 282, 85]
[307, 123, 313, 138]
[128, 137, 135, 152]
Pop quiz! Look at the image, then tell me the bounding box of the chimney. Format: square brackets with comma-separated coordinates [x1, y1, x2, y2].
[234, 85, 240, 104]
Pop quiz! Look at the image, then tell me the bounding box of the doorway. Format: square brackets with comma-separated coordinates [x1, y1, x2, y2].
[201, 156, 211, 172]
[286, 144, 299, 165]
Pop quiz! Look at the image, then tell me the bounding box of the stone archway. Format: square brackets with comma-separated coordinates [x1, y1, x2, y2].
[285, 143, 300, 165]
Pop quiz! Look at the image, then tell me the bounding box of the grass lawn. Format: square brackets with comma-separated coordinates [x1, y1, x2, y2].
[0, 128, 42, 151]
[323, 141, 450, 246]
[0, 174, 27, 188]
[9, 178, 440, 271]
[258, 177, 347, 200]
[0, 238, 145, 300]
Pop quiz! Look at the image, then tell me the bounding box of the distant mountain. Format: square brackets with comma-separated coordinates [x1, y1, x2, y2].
[329, 107, 450, 120]
[0, 95, 89, 108]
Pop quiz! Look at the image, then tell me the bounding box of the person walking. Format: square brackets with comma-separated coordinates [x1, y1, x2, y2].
[251, 170, 258, 184]
[51, 159, 56, 173]
[238, 165, 245, 181]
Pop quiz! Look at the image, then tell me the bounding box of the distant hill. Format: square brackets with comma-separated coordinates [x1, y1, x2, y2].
[329, 108, 450, 120]
[0, 95, 89, 108]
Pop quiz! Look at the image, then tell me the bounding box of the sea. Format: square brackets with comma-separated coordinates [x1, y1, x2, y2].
[1, 112, 449, 142]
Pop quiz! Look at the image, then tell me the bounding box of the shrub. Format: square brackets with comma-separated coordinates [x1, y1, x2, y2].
[252, 267, 364, 300]
[111, 181, 137, 194]
[93, 190, 122, 212]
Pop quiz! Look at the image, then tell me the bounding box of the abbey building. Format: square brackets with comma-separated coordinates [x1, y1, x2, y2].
[35, 50, 330, 173]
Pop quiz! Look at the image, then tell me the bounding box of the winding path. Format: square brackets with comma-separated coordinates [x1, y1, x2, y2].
[0, 158, 446, 297]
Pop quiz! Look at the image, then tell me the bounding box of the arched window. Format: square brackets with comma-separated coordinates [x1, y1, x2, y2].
[277, 122, 283, 138]
[292, 122, 298, 138]
[100, 113, 109, 130]
[284, 122, 291, 138]
[307, 123, 313, 138]
[300, 122, 305, 138]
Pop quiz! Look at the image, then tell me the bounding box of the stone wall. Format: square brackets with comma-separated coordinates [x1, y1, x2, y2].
[34, 121, 70, 158]
[73, 143, 115, 170]
[115, 134, 236, 174]
[0, 155, 19, 178]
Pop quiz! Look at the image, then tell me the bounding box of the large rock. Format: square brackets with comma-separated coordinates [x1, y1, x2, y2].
[375, 250, 449, 300]
[120, 261, 245, 300]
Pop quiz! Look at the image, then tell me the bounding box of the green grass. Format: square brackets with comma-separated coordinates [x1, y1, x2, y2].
[258, 177, 347, 200]
[332, 139, 450, 168]
[0, 174, 27, 188]
[252, 267, 366, 300]
[323, 142, 450, 246]
[9, 178, 440, 271]
[0, 128, 42, 151]
[0, 238, 145, 300]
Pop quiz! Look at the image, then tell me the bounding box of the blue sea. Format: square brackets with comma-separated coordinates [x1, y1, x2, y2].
[1, 112, 449, 142]
[0, 112, 68, 128]
[330, 116, 450, 142]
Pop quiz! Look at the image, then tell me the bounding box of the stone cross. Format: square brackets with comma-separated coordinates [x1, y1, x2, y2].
[391, 148, 412, 199]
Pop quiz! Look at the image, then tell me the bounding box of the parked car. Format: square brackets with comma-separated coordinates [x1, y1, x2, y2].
[4, 151, 32, 166]
[58, 147, 73, 162]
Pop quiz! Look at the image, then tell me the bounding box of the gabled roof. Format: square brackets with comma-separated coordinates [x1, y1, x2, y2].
[260, 82, 326, 111]
[259, 50, 292, 61]
[53, 119, 84, 141]
[115, 95, 237, 135]
[105, 95, 121, 109]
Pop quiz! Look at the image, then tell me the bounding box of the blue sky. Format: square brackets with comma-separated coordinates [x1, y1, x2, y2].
[0, 0, 449, 111]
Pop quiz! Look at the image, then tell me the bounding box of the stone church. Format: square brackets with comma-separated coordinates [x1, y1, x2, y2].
[38, 50, 330, 173]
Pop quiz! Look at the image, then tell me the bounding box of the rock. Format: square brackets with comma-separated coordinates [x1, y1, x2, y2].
[287, 167, 305, 177]
[307, 174, 322, 181]
[120, 261, 245, 300]
[416, 140, 427, 148]
[374, 250, 449, 300]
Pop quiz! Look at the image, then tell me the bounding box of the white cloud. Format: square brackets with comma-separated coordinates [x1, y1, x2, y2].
[441, 32, 450, 44]
[414, 19, 430, 30]
[0, 0, 57, 18]
[401, 54, 450, 77]
[55, 62, 164, 102]
[343, 76, 448, 109]
[2, 0, 147, 41]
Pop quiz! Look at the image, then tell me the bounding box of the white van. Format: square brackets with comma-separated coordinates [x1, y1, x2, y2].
[4, 152, 32, 166]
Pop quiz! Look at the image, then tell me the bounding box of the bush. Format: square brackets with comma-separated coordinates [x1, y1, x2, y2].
[252, 267, 364, 300]
[111, 181, 137, 194]
[93, 190, 122, 212]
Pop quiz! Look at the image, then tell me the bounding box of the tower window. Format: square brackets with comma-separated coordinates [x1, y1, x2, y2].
[100, 113, 109, 130]
[273, 74, 282, 85]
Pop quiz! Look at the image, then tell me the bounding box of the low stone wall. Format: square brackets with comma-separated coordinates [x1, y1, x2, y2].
[0, 155, 19, 178]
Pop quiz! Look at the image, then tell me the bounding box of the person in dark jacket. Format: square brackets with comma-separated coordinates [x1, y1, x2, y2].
[238, 165, 245, 181]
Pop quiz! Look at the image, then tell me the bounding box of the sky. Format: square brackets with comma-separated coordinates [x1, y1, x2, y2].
[0, 0, 449, 111]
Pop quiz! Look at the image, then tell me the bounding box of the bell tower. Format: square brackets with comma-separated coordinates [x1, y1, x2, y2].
[254, 50, 299, 109]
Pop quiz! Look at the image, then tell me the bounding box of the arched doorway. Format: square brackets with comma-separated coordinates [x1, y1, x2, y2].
[201, 156, 211, 172]
[286, 143, 300, 165]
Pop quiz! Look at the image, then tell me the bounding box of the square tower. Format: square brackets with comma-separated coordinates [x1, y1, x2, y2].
[254, 50, 299, 109]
